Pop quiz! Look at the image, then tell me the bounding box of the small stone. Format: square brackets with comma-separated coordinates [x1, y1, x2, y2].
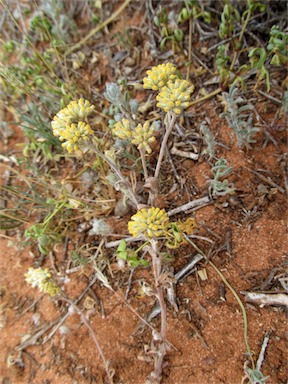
[114, 198, 132, 217]
[124, 67, 133, 75]
[182, 159, 194, 169]
[124, 57, 135, 67]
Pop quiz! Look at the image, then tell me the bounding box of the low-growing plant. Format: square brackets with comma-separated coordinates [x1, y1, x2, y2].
[208, 158, 235, 198]
[215, 1, 288, 92]
[25, 199, 67, 255]
[247, 25, 288, 91]
[19, 103, 62, 159]
[267, 25, 288, 65]
[218, 2, 240, 40]
[1, 0, 285, 382]
[200, 121, 217, 160]
[25, 62, 198, 382]
[116, 239, 149, 268]
[220, 84, 259, 148]
[153, 8, 184, 52]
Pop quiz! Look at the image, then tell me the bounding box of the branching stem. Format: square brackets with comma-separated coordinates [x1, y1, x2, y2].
[148, 239, 168, 383]
[139, 146, 149, 181]
[154, 111, 177, 179]
[88, 140, 140, 209]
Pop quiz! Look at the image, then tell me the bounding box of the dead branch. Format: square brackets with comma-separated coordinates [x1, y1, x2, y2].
[241, 291, 288, 307]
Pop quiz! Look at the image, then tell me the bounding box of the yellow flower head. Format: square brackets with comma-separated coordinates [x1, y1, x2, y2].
[51, 99, 95, 152]
[128, 207, 169, 239]
[25, 267, 60, 296]
[51, 99, 94, 130]
[112, 118, 132, 140]
[51, 115, 68, 136]
[156, 79, 194, 115]
[53, 121, 93, 153]
[61, 98, 95, 122]
[143, 63, 178, 91]
[131, 121, 156, 154]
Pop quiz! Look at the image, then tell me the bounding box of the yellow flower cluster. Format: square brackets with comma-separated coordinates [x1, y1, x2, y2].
[128, 207, 169, 239]
[143, 63, 178, 91]
[25, 267, 60, 296]
[65, 99, 95, 120]
[51, 98, 95, 153]
[143, 63, 194, 114]
[131, 122, 156, 154]
[112, 119, 156, 154]
[112, 118, 132, 140]
[156, 79, 195, 115]
[61, 122, 93, 153]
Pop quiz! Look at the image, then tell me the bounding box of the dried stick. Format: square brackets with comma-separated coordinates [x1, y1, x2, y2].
[167, 196, 211, 216]
[65, 0, 131, 56]
[241, 292, 288, 307]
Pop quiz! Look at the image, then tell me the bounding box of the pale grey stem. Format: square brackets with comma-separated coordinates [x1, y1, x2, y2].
[154, 111, 177, 179]
[150, 239, 167, 341]
[139, 146, 149, 181]
[256, 333, 270, 372]
[17, 274, 99, 350]
[148, 239, 168, 383]
[147, 254, 203, 322]
[89, 141, 140, 208]
[167, 196, 211, 216]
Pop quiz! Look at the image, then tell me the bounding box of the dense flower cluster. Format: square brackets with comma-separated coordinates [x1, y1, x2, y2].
[128, 207, 169, 239]
[143, 63, 194, 115]
[60, 122, 93, 153]
[112, 119, 156, 154]
[51, 98, 95, 153]
[143, 63, 178, 91]
[156, 79, 195, 115]
[25, 267, 60, 296]
[112, 118, 132, 140]
[131, 122, 156, 153]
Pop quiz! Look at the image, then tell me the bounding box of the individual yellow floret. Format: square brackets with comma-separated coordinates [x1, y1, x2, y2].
[128, 207, 169, 239]
[112, 118, 132, 140]
[131, 121, 156, 154]
[156, 79, 195, 114]
[25, 267, 60, 296]
[143, 63, 178, 91]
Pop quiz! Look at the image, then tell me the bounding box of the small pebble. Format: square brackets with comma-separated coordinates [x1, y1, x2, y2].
[124, 57, 135, 67]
